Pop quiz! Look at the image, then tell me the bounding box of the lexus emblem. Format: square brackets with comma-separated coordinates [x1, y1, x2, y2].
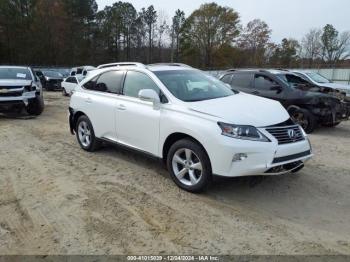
[288, 129, 296, 139]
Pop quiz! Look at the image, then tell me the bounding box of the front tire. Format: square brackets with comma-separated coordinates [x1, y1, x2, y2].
[290, 108, 316, 134]
[26, 93, 44, 116]
[167, 139, 212, 193]
[75, 115, 101, 152]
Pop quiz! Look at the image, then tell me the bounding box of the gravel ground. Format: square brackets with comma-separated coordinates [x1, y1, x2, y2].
[0, 92, 349, 255]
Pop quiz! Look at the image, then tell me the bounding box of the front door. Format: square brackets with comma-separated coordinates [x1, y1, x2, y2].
[116, 70, 161, 156]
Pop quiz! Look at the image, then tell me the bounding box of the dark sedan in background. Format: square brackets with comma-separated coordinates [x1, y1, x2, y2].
[41, 70, 64, 91]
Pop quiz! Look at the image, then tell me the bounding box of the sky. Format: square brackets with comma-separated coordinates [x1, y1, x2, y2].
[96, 0, 350, 42]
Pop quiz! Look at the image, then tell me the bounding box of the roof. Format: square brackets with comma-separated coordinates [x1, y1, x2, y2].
[0, 66, 30, 69]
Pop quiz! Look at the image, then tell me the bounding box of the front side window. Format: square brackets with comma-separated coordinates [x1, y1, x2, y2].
[0, 68, 32, 80]
[277, 74, 309, 86]
[123, 71, 160, 98]
[153, 70, 235, 102]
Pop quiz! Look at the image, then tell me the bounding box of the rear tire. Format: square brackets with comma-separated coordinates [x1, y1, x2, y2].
[76, 115, 101, 152]
[290, 108, 316, 134]
[166, 139, 212, 193]
[26, 93, 44, 116]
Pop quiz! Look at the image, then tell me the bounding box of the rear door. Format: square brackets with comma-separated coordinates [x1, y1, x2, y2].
[80, 70, 125, 141]
[230, 72, 255, 94]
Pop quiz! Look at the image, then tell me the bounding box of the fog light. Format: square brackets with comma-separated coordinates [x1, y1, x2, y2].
[232, 153, 248, 162]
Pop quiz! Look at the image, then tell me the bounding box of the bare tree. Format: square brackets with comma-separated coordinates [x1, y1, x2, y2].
[170, 9, 185, 62]
[239, 19, 271, 66]
[301, 28, 322, 67]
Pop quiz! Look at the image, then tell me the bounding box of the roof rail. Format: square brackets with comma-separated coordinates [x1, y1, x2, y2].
[274, 68, 289, 71]
[97, 62, 146, 69]
[148, 63, 192, 68]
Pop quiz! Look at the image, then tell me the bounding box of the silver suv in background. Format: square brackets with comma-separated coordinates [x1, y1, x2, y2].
[0, 66, 44, 115]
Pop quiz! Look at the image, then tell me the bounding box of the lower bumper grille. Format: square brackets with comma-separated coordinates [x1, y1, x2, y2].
[272, 150, 312, 164]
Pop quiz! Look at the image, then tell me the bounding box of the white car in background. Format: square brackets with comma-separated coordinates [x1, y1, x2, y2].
[69, 63, 313, 192]
[293, 71, 350, 99]
[69, 66, 96, 77]
[62, 75, 84, 96]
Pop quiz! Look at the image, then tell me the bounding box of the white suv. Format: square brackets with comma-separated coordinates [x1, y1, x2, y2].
[69, 63, 313, 192]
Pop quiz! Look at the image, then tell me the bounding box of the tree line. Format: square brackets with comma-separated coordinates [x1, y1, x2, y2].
[0, 0, 349, 69]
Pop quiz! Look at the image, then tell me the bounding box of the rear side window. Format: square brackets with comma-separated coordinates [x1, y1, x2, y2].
[83, 76, 98, 90]
[221, 74, 233, 84]
[83, 71, 124, 93]
[95, 71, 124, 93]
[123, 71, 160, 98]
[254, 74, 279, 90]
[231, 73, 253, 88]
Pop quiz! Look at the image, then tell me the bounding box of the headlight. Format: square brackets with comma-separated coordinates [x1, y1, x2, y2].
[218, 122, 270, 142]
[45, 76, 49, 81]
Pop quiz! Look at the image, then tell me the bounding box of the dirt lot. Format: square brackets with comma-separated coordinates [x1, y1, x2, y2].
[0, 92, 350, 255]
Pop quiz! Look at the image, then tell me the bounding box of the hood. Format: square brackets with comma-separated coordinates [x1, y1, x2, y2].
[294, 84, 345, 101]
[188, 92, 290, 127]
[0, 79, 32, 86]
[320, 82, 350, 90]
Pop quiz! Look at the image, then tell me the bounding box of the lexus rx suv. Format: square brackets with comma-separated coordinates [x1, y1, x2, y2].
[69, 63, 313, 192]
[0, 66, 44, 115]
[220, 69, 350, 133]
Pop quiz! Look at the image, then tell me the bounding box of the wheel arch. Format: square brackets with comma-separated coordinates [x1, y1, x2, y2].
[69, 109, 86, 134]
[162, 132, 211, 165]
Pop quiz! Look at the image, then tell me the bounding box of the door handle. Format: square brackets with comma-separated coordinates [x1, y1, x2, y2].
[85, 97, 92, 103]
[117, 104, 126, 111]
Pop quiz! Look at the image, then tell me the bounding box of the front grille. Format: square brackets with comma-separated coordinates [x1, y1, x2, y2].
[48, 79, 63, 84]
[0, 86, 23, 97]
[0, 91, 23, 97]
[265, 125, 305, 145]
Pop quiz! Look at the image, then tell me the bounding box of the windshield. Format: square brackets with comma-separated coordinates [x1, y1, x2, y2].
[43, 71, 63, 78]
[0, 68, 32, 80]
[306, 72, 331, 83]
[153, 70, 236, 102]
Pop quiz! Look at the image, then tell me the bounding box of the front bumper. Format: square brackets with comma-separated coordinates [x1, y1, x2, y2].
[208, 131, 313, 178]
[0, 91, 36, 108]
[312, 101, 350, 124]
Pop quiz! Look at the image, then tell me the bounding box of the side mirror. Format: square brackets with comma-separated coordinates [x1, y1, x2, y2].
[270, 85, 282, 93]
[138, 89, 161, 106]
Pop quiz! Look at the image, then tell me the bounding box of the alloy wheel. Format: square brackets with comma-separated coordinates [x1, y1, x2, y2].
[292, 111, 309, 130]
[172, 148, 203, 186]
[78, 121, 91, 147]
